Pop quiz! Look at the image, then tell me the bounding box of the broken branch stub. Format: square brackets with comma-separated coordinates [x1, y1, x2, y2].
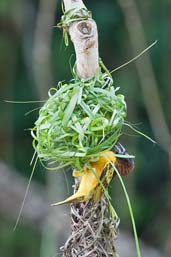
[63, 0, 99, 79]
[69, 20, 99, 79]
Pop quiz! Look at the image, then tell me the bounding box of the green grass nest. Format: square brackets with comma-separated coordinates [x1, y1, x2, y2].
[31, 70, 126, 170]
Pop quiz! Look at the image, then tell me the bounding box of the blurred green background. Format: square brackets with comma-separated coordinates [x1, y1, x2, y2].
[0, 0, 171, 256]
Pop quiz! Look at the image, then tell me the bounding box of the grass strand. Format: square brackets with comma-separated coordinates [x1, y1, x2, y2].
[106, 158, 142, 257]
[110, 40, 157, 74]
[13, 156, 38, 231]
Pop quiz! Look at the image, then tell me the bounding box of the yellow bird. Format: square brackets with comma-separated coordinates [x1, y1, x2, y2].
[52, 150, 116, 206]
[52, 144, 134, 206]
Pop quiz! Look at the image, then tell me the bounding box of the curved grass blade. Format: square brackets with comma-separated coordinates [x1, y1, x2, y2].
[4, 100, 45, 104]
[110, 40, 157, 74]
[25, 107, 41, 116]
[40, 160, 73, 171]
[124, 122, 156, 144]
[88, 164, 119, 221]
[104, 156, 142, 257]
[13, 156, 38, 231]
[62, 88, 80, 126]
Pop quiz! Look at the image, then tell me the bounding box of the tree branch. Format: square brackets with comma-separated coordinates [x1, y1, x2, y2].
[63, 0, 99, 79]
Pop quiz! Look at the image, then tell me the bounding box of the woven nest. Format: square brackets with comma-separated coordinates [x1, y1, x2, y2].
[31, 71, 126, 170]
[61, 195, 119, 257]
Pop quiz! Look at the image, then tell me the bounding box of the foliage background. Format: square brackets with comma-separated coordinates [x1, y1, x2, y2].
[0, 0, 171, 256]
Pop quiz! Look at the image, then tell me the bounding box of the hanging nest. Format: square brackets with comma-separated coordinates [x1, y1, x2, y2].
[31, 70, 126, 170]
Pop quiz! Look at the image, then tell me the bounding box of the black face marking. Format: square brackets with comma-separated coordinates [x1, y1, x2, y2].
[113, 143, 135, 176]
[113, 142, 126, 155]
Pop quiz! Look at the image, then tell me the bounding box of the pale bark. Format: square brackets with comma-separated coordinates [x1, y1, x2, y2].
[64, 0, 86, 11]
[63, 0, 99, 79]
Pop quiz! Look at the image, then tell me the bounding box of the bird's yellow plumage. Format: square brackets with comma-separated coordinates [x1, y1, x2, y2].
[52, 151, 116, 206]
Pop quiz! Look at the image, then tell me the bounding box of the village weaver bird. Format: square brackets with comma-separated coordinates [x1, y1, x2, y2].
[52, 143, 134, 206]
